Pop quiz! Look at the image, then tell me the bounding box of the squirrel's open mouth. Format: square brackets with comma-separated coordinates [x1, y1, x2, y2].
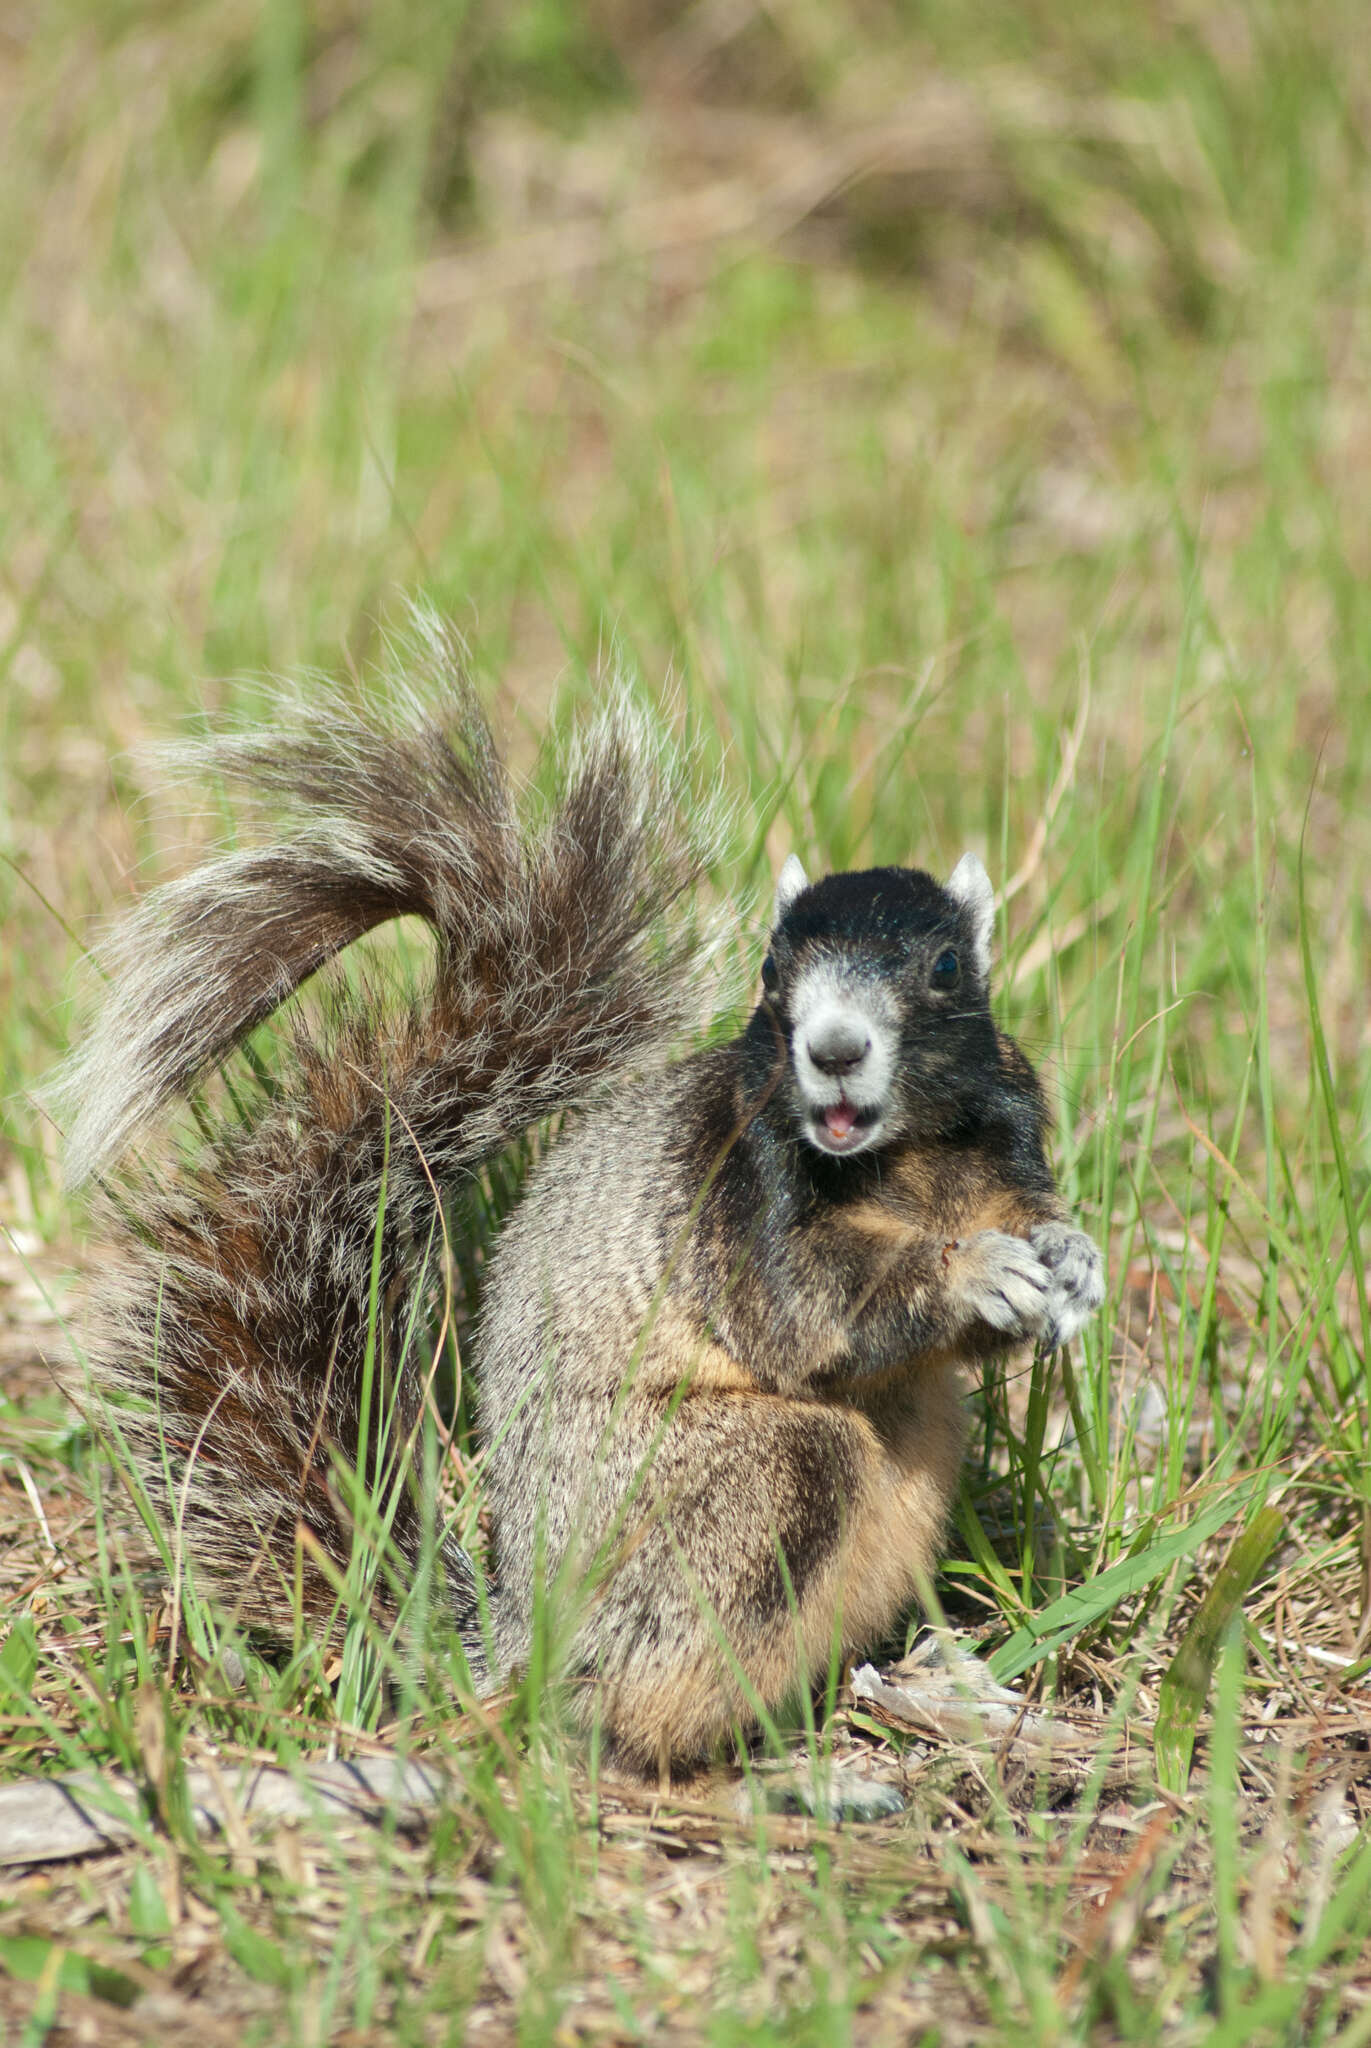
[812, 1098, 881, 1154]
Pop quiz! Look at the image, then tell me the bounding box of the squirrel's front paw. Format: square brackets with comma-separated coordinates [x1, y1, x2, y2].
[1028, 1223, 1105, 1347]
[951, 1230, 1053, 1342]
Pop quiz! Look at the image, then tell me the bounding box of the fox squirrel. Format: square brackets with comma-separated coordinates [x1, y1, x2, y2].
[60, 631, 1104, 1780]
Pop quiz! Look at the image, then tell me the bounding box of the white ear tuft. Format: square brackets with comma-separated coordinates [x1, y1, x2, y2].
[946, 852, 995, 976]
[772, 854, 809, 926]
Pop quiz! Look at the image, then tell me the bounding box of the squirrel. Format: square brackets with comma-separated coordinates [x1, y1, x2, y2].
[59, 632, 1105, 1782]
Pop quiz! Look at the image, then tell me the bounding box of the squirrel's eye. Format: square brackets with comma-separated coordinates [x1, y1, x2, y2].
[761, 955, 779, 993]
[930, 948, 960, 991]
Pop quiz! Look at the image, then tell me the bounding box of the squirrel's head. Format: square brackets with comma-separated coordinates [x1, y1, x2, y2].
[753, 852, 999, 1158]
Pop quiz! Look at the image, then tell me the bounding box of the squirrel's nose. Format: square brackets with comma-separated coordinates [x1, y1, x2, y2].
[805, 1020, 871, 1077]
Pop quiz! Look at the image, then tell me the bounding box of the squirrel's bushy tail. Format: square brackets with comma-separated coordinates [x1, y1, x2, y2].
[59, 617, 722, 1645]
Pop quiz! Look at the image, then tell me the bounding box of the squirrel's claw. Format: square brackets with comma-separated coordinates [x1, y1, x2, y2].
[1029, 1223, 1106, 1347]
[952, 1229, 1054, 1341]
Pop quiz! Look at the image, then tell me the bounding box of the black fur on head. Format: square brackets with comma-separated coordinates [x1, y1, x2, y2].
[742, 862, 1003, 1155]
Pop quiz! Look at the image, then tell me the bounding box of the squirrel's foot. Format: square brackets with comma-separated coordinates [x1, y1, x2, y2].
[740, 1763, 904, 1826]
[951, 1229, 1054, 1342]
[1028, 1223, 1106, 1347]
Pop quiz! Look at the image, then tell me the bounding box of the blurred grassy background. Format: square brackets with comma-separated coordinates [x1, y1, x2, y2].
[4, 3, 1368, 1077]
[3, 3, 1371, 2041]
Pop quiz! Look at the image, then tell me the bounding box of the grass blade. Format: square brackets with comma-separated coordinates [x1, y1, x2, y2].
[987, 1476, 1269, 1684]
[1154, 1503, 1285, 1793]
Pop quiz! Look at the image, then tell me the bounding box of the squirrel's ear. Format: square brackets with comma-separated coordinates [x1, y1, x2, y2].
[946, 852, 995, 976]
[772, 854, 809, 926]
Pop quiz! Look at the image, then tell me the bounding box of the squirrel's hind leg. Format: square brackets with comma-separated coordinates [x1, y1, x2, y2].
[558, 1387, 959, 1781]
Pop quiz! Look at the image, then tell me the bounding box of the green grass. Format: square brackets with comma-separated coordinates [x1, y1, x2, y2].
[3, 0, 1371, 2041]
